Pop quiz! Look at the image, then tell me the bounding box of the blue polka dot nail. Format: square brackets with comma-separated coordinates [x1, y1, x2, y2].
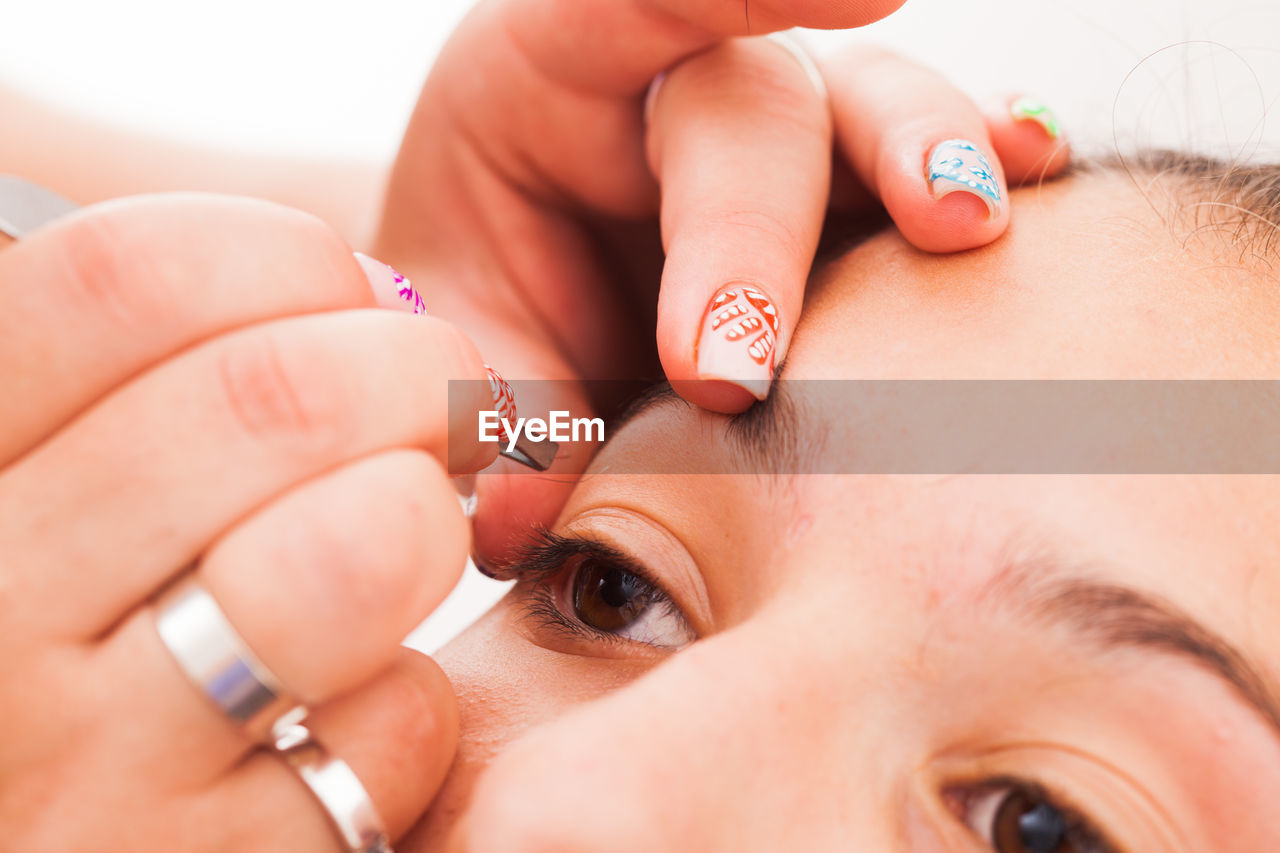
[926, 138, 1002, 218]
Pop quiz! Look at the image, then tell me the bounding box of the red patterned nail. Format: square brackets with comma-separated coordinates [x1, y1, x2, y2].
[695, 284, 780, 400]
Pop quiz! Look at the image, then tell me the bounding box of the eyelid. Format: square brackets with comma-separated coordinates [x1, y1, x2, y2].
[511, 530, 697, 652]
[927, 746, 1183, 853]
[560, 506, 714, 636]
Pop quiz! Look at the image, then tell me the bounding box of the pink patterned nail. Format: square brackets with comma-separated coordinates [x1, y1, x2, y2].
[695, 284, 781, 400]
[353, 252, 427, 315]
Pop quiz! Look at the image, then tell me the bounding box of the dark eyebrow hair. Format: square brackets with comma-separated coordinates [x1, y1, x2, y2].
[609, 380, 815, 475]
[990, 552, 1280, 735]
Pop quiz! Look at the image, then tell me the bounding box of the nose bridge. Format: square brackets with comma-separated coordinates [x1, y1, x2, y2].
[462, 617, 899, 852]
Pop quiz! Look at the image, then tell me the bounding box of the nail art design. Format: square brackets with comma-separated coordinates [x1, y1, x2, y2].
[1010, 96, 1062, 139]
[485, 365, 517, 439]
[352, 252, 427, 314]
[926, 139, 1002, 218]
[484, 365, 559, 471]
[391, 268, 427, 314]
[696, 284, 781, 399]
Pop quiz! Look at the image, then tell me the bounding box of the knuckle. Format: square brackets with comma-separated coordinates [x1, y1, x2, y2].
[709, 207, 807, 260]
[215, 330, 348, 453]
[55, 213, 168, 330]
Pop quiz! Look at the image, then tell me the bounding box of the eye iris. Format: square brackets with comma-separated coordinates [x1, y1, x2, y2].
[993, 789, 1073, 853]
[572, 560, 649, 632]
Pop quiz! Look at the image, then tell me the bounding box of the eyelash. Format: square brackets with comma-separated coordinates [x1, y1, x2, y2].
[948, 775, 1119, 853]
[506, 529, 688, 650]
[504, 540, 1124, 851]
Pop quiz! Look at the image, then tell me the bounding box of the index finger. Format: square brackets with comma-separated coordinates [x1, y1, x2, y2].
[0, 194, 377, 464]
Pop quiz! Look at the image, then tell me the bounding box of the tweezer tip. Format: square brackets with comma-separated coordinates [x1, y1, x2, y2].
[498, 437, 559, 471]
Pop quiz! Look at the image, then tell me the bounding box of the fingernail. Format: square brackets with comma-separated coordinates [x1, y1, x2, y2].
[696, 284, 781, 400]
[926, 138, 1002, 219]
[485, 365, 517, 429]
[1009, 95, 1062, 140]
[484, 365, 559, 471]
[353, 252, 427, 315]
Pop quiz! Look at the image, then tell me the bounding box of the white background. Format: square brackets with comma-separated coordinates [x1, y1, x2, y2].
[3, 0, 1278, 648]
[4, 0, 1279, 163]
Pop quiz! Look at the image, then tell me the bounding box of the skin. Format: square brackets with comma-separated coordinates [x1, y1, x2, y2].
[0, 24, 1073, 846]
[401, 171, 1280, 851]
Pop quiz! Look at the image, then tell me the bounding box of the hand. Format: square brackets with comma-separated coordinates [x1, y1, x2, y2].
[0, 195, 502, 850]
[374, 3, 1070, 563]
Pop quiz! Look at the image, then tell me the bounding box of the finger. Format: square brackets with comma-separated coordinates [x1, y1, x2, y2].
[824, 47, 1010, 254]
[0, 310, 496, 640]
[982, 94, 1071, 185]
[0, 194, 385, 465]
[469, 377, 593, 568]
[214, 649, 457, 851]
[506, 0, 909, 94]
[392, 0, 906, 234]
[647, 37, 831, 412]
[96, 450, 466, 785]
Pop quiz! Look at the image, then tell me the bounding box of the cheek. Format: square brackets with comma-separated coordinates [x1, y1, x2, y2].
[400, 600, 666, 849]
[437, 631, 903, 853]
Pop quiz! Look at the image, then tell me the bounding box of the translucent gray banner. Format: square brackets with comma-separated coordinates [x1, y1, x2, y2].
[450, 380, 1280, 474]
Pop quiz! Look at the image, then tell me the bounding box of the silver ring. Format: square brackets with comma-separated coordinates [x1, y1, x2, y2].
[275, 723, 393, 853]
[154, 574, 305, 741]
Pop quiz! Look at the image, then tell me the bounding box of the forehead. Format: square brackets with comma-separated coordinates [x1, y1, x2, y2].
[590, 404, 1280, 738]
[789, 172, 1280, 382]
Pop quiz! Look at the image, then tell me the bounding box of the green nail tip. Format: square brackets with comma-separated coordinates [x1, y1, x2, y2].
[1010, 97, 1062, 139]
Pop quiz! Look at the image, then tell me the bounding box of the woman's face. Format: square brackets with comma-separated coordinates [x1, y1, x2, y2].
[408, 172, 1280, 852]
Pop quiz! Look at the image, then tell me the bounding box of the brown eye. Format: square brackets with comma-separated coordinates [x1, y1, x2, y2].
[991, 788, 1076, 853]
[957, 782, 1114, 853]
[571, 558, 653, 632]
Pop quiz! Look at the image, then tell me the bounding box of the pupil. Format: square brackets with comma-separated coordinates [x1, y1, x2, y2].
[1019, 801, 1068, 852]
[993, 789, 1075, 853]
[571, 560, 650, 632]
[599, 567, 638, 608]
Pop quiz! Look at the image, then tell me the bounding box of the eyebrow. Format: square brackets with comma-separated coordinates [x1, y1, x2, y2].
[610, 381, 813, 475]
[990, 554, 1280, 736]
[612, 387, 1280, 735]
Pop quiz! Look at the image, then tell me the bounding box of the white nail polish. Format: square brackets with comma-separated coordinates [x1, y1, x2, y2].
[926, 139, 1002, 219]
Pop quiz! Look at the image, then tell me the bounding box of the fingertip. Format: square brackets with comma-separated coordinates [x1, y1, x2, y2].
[984, 94, 1072, 184]
[736, 0, 909, 29]
[908, 189, 1008, 253]
[309, 648, 459, 839]
[669, 377, 761, 413]
[471, 465, 577, 565]
[881, 140, 1010, 254]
